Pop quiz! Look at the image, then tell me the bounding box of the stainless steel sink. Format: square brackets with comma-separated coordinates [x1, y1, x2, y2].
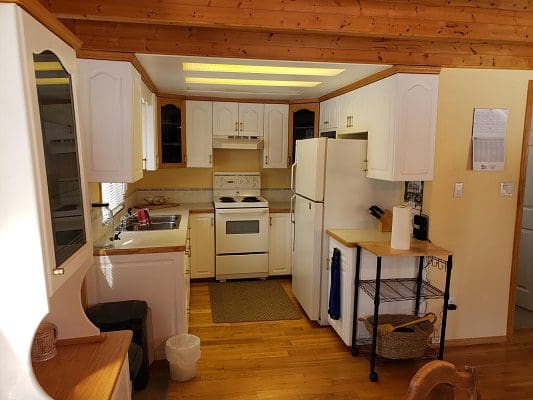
[123, 214, 181, 231]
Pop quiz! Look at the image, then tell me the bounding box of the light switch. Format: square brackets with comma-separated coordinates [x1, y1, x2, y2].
[453, 182, 464, 198]
[500, 182, 514, 197]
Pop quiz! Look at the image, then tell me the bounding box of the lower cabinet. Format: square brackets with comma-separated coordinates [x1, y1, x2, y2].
[327, 237, 418, 346]
[268, 213, 292, 276]
[88, 252, 189, 360]
[189, 213, 215, 279]
[111, 356, 132, 400]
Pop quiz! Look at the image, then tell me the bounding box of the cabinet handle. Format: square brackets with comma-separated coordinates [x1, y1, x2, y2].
[269, 217, 272, 226]
[209, 154, 212, 164]
[324, 120, 329, 124]
[346, 116, 349, 128]
[234, 122, 238, 132]
[52, 267, 64, 276]
[211, 216, 213, 226]
[240, 122, 244, 131]
[363, 159, 369, 172]
[265, 155, 269, 165]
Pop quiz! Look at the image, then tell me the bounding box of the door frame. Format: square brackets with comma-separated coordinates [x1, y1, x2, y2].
[507, 80, 533, 340]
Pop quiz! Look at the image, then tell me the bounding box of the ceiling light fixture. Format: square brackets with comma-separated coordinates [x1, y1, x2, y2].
[182, 62, 344, 76]
[34, 62, 64, 71]
[36, 78, 70, 85]
[185, 77, 321, 87]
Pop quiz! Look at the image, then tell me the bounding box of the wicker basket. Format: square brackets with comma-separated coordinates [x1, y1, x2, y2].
[31, 322, 57, 362]
[360, 313, 435, 359]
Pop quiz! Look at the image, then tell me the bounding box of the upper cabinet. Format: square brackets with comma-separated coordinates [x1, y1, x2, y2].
[159, 97, 186, 167]
[263, 104, 289, 168]
[213, 102, 264, 137]
[288, 103, 319, 165]
[319, 97, 338, 131]
[1, 5, 93, 296]
[140, 81, 158, 171]
[78, 59, 143, 183]
[186, 100, 213, 168]
[366, 74, 438, 181]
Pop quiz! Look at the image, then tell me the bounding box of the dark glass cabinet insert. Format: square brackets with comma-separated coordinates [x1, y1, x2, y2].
[160, 101, 184, 165]
[33, 51, 86, 268]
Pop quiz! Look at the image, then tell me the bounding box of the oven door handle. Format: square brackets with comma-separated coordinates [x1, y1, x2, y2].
[215, 208, 269, 215]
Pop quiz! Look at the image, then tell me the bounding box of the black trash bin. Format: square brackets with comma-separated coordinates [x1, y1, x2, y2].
[86, 300, 150, 390]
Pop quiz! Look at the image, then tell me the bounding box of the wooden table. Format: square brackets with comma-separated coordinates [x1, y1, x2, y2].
[351, 239, 453, 382]
[33, 330, 132, 400]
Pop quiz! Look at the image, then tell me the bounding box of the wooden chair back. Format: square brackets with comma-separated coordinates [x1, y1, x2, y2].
[404, 360, 481, 400]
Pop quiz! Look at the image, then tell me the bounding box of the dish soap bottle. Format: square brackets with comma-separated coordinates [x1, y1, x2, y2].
[91, 203, 114, 249]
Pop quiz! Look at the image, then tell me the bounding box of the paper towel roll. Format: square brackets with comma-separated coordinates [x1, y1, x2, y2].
[391, 206, 411, 250]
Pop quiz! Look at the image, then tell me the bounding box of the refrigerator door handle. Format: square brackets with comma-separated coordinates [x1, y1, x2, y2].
[290, 161, 297, 192]
[290, 194, 296, 224]
[290, 194, 296, 251]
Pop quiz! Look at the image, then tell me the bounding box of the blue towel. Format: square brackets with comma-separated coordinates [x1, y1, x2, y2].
[328, 248, 341, 320]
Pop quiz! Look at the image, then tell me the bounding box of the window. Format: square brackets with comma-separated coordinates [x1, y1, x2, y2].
[101, 182, 127, 214]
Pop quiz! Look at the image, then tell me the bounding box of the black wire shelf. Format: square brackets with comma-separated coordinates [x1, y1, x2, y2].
[359, 278, 444, 302]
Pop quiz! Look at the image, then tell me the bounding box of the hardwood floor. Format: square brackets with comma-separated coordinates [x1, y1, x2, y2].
[167, 279, 533, 399]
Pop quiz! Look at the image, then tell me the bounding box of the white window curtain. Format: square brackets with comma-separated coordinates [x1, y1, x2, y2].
[101, 182, 127, 214]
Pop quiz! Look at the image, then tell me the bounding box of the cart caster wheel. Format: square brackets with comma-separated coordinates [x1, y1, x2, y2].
[351, 347, 359, 357]
[369, 372, 379, 382]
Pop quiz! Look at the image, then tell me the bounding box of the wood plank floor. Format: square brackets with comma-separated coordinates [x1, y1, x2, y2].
[167, 279, 533, 399]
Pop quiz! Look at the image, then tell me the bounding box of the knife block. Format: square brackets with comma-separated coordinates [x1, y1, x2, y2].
[377, 209, 393, 232]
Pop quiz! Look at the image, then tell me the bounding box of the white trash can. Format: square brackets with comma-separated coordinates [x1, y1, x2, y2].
[165, 334, 201, 382]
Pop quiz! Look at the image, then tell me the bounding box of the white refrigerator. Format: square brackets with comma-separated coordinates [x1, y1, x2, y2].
[291, 137, 401, 324]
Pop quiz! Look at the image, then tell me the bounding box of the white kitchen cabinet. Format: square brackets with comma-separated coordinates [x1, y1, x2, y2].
[78, 59, 143, 183]
[268, 213, 292, 276]
[186, 101, 213, 167]
[365, 73, 439, 181]
[337, 91, 356, 135]
[141, 81, 158, 171]
[213, 101, 264, 137]
[319, 97, 338, 131]
[88, 252, 189, 359]
[189, 213, 215, 279]
[263, 104, 289, 168]
[213, 101, 239, 136]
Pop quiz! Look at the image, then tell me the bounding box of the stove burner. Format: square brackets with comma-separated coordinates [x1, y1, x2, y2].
[219, 196, 236, 203]
[242, 196, 260, 202]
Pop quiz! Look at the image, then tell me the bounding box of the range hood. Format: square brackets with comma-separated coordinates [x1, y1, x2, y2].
[212, 136, 264, 150]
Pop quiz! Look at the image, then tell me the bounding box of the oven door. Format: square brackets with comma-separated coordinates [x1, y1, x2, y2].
[215, 208, 269, 254]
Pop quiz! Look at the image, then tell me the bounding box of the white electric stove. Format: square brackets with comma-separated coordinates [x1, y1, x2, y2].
[213, 172, 269, 281]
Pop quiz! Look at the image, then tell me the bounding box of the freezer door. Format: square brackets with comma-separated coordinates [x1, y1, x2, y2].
[292, 195, 324, 321]
[293, 137, 326, 202]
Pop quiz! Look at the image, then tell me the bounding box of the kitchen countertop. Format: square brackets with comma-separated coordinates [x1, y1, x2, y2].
[326, 228, 392, 248]
[33, 331, 131, 400]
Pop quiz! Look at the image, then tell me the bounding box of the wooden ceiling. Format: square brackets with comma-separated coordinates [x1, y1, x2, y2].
[37, 0, 533, 69]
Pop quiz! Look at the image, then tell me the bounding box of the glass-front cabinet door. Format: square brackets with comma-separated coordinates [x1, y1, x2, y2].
[288, 103, 319, 165]
[33, 51, 87, 271]
[158, 98, 186, 167]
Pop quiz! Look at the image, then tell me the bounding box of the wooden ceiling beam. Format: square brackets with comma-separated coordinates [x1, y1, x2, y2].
[39, 0, 533, 44]
[63, 20, 533, 70]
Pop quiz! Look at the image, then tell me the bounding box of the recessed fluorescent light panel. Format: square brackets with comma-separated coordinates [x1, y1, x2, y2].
[182, 62, 345, 76]
[185, 77, 321, 87]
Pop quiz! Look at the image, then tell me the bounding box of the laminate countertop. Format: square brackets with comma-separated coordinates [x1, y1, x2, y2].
[33, 331, 132, 400]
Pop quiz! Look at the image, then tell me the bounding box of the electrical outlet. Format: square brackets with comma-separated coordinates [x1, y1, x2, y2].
[453, 182, 464, 198]
[431, 337, 440, 344]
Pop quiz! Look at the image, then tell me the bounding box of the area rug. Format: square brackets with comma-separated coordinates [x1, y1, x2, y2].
[208, 280, 302, 323]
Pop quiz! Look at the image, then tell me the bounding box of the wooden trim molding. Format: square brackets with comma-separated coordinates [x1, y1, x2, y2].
[77, 49, 158, 93]
[1, 0, 82, 50]
[507, 80, 533, 342]
[319, 65, 441, 101]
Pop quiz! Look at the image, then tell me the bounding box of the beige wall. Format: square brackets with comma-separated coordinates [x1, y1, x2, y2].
[132, 149, 291, 190]
[425, 69, 533, 340]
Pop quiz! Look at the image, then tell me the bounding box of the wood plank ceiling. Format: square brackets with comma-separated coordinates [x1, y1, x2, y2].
[39, 0, 533, 69]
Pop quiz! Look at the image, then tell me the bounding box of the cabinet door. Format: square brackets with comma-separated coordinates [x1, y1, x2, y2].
[141, 81, 158, 171]
[186, 100, 213, 168]
[213, 101, 238, 136]
[366, 76, 396, 180]
[158, 98, 186, 167]
[393, 74, 438, 181]
[190, 214, 215, 279]
[78, 59, 143, 183]
[337, 93, 351, 134]
[288, 103, 319, 165]
[263, 104, 288, 168]
[319, 97, 338, 131]
[239, 103, 264, 137]
[268, 213, 292, 276]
